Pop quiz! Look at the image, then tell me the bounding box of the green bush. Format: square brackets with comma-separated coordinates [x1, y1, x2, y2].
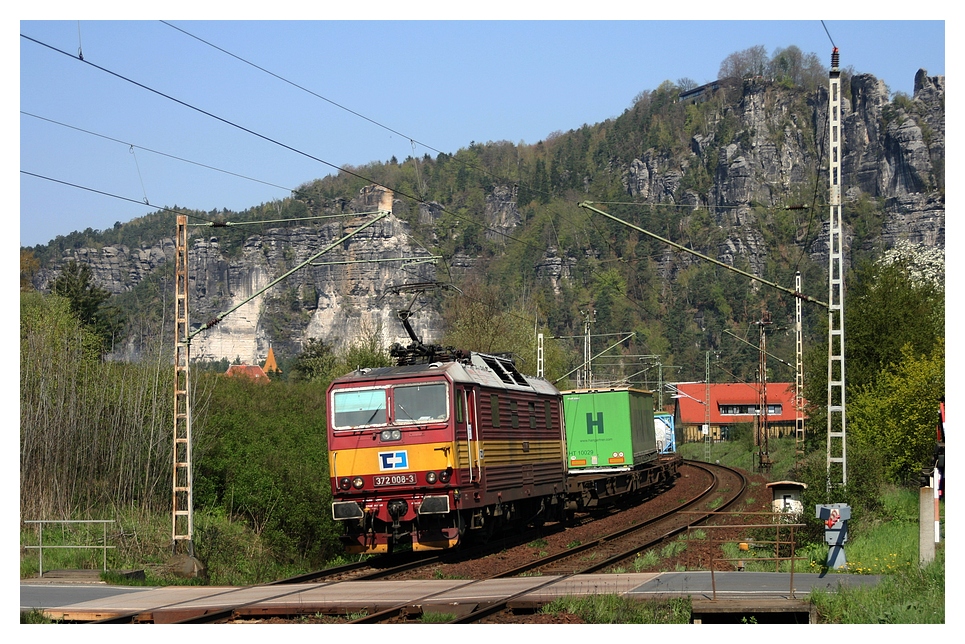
[192, 374, 341, 569]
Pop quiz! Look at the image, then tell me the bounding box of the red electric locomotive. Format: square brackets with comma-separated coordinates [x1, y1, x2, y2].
[328, 347, 567, 554]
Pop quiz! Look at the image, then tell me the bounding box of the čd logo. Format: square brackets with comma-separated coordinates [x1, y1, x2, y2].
[379, 451, 409, 470]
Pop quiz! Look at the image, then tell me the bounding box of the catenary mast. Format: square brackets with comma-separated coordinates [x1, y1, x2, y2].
[826, 47, 847, 490]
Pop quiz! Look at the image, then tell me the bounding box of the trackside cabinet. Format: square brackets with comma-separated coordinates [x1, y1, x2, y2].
[816, 503, 851, 569]
[562, 387, 658, 472]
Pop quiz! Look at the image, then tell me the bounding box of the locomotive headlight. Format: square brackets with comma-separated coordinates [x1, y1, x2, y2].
[338, 477, 351, 491]
[439, 468, 452, 483]
[352, 476, 365, 489]
[380, 429, 402, 441]
[426, 471, 438, 484]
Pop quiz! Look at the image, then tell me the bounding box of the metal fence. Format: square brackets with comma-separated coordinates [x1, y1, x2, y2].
[23, 519, 115, 577]
[683, 511, 806, 599]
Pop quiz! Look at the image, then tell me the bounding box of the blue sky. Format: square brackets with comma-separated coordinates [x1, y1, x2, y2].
[18, 15, 946, 248]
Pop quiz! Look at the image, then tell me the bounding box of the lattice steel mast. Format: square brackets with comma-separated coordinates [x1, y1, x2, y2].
[172, 214, 193, 555]
[795, 272, 806, 464]
[827, 47, 848, 490]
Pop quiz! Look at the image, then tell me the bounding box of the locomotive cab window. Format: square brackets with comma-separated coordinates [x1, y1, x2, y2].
[332, 388, 387, 428]
[394, 382, 449, 424]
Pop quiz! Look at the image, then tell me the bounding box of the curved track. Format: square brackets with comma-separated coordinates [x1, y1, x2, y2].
[92, 461, 745, 624]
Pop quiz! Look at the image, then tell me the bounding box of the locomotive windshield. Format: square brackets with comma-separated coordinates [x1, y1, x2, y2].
[332, 388, 388, 428]
[394, 383, 448, 424]
[331, 382, 448, 429]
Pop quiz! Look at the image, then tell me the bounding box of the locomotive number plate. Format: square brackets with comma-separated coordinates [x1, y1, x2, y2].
[374, 474, 417, 486]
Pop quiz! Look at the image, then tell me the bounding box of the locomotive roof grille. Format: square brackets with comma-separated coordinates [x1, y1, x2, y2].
[476, 353, 529, 387]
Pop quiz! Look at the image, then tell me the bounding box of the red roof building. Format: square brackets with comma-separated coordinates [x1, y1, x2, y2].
[671, 382, 804, 443]
[225, 363, 270, 383]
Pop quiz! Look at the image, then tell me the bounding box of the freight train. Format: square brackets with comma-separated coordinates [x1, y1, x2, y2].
[327, 342, 681, 555]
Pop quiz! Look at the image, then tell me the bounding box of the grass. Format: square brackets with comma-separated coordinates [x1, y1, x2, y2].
[679, 434, 799, 479]
[660, 539, 687, 558]
[20, 506, 351, 587]
[583, 498, 945, 623]
[540, 595, 691, 624]
[22, 436, 942, 624]
[810, 547, 944, 623]
[21, 610, 56, 624]
[614, 438, 945, 623]
[20, 520, 115, 578]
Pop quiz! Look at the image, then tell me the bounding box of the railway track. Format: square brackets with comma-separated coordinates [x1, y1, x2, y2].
[92, 461, 745, 624]
[438, 461, 747, 624]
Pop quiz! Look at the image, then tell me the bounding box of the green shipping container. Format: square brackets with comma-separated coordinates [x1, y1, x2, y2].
[561, 387, 658, 472]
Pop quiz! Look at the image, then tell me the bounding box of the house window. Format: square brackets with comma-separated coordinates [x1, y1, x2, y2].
[719, 404, 782, 416]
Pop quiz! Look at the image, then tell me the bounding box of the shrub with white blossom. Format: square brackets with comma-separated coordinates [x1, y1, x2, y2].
[878, 240, 944, 290]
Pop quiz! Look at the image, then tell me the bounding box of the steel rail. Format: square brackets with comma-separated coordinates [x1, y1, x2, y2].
[447, 461, 746, 624]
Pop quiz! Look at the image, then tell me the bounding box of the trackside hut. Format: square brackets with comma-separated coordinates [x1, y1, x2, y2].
[671, 382, 802, 443]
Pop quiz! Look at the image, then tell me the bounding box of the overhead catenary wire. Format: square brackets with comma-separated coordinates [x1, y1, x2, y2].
[25, 26, 631, 274]
[159, 20, 547, 204]
[129, 144, 149, 204]
[580, 201, 829, 308]
[21, 110, 297, 195]
[159, 20, 445, 159]
[21, 29, 583, 338]
[20, 35, 526, 326]
[22, 26, 824, 369]
[19, 171, 359, 231]
[21, 170, 193, 219]
[21, 33, 548, 257]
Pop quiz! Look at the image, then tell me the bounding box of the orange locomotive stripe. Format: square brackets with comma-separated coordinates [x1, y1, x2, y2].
[331, 439, 565, 478]
[329, 441, 454, 478]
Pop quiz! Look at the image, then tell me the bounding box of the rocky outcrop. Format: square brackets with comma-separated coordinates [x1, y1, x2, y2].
[34, 71, 943, 363]
[38, 187, 445, 364]
[619, 70, 943, 273]
[484, 185, 523, 242]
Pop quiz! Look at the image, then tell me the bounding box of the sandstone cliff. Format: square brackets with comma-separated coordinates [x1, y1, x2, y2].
[32, 70, 944, 365]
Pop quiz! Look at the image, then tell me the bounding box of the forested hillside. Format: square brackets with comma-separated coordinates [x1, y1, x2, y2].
[20, 43, 945, 580]
[21, 45, 944, 389]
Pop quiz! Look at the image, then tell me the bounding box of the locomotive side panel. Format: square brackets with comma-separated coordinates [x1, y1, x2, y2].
[476, 390, 565, 494]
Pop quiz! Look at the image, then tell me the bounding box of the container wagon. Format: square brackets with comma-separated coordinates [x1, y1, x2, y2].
[655, 412, 677, 454]
[561, 387, 678, 511]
